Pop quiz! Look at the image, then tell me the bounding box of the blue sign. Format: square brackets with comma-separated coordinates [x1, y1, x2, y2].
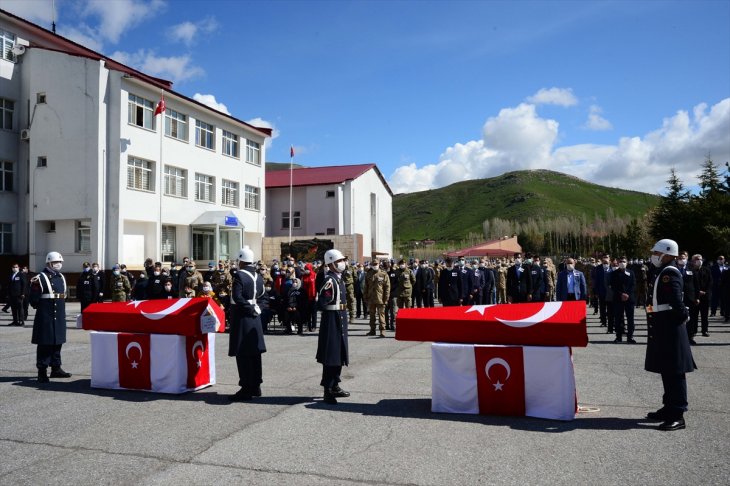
[224, 216, 238, 227]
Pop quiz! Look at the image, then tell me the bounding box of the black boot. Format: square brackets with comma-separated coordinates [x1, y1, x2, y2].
[50, 367, 72, 378]
[323, 388, 338, 404]
[38, 368, 49, 383]
[331, 385, 350, 397]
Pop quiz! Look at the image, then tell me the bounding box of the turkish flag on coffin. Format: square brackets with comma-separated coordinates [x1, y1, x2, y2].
[91, 331, 216, 393]
[82, 298, 225, 336]
[396, 301, 587, 347]
[431, 343, 577, 420]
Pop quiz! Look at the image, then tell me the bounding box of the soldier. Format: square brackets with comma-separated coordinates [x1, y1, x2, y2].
[414, 260, 434, 308]
[529, 255, 545, 302]
[645, 239, 696, 431]
[316, 249, 350, 404]
[497, 263, 508, 303]
[76, 262, 95, 312]
[7, 262, 27, 326]
[341, 257, 356, 321]
[146, 263, 168, 300]
[90, 262, 104, 303]
[384, 261, 398, 331]
[364, 259, 390, 337]
[204, 261, 216, 283]
[178, 261, 204, 298]
[354, 263, 366, 319]
[395, 259, 415, 310]
[169, 262, 180, 295]
[120, 264, 135, 294]
[110, 264, 131, 302]
[543, 258, 556, 302]
[609, 256, 636, 343]
[212, 261, 233, 324]
[438, 257, 461, 306]
[30, 251, 72, 383]
[228, 246, 266, 401]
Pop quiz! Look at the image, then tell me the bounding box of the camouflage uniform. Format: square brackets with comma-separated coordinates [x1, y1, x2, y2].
[110, 273, 131, 302]
[342, 265, 356, 320]
[497, 266, 508, 304]
[364, 266, 390, 336]
[395, 266, 415, 309]
[179, 267, 205, 298]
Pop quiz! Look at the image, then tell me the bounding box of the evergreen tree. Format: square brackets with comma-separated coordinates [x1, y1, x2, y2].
[649, 168, 691, 247]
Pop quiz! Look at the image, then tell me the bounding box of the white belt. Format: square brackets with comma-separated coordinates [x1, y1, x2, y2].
[653, 304, 672, 312]
[41, 293, 65, 299]
[325, 304, 346, 311]
[246, 299, 257, 305]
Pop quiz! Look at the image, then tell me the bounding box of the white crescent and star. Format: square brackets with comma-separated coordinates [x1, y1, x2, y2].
[126, 298, 192, 321]
[466, 302, 563, 328]
[485, 357, 511, 391]
[191, 340, 204, 368]
[125, 341, 142, 369]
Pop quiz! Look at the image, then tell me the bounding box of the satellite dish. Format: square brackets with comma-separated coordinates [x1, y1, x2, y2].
[11, 44, 26, 56]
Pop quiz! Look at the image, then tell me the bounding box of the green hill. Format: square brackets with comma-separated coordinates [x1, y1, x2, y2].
[393, 169, 659, 241]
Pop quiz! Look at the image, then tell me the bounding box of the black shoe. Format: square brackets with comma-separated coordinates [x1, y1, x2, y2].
[331, 385, 350, 398]
[229, 389, 253, 401]
[626, 338, 637, 344]
[658, 418, 685, 431]
[647, 408, 669, 421]
[252, 386, 262, 397]
[50, 368, 72, 378]
[599, 323, 606, 327]
[613, 337, 623, 343]
[702, 332, 710, 337]
[1, 307, 9, 313]
[689, 338, 697, 345]
[323, 389, 338, 404]
[37, 369, 49, 383]
[7, 321, 17, 326]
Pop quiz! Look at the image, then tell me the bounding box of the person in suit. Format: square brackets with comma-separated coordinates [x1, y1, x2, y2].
[592, 254, 613, 329]
[555, 258, 587, 302]
[689, 254, 712, 338]
[438, 258, 462, 307]
[645, 239, 696, 431]
[709, 255, 726, 316]
[7, 263, 27, 326]
[506, 254, 532, 303]
[609, 256, 636, 343]
[676, 251, 699, 344]
[414, 260, 435, 308]
[528, 255, 545, 302]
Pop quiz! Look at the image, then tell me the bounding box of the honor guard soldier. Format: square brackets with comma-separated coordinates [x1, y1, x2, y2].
[90, 262, 105, 303]
[316, 249, 350, 404]
[228, 246, 266, 401]
[30, 252, 72, 383]
[645, 239, 696, 431]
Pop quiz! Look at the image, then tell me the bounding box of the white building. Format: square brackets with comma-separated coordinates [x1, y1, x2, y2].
[0, 9, 270, 270]
[265, 164, 393, 261]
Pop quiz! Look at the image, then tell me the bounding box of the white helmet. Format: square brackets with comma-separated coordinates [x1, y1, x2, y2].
[238, 246, 254, 263]
[324, 249, 345, 265]
[46, 251, 64, 263]
[651, 239, 679, 257]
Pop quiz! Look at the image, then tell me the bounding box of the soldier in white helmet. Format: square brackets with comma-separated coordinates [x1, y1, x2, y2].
[228, 246, 266, 401]
[29, 252, 72, 383]
[316, 248, 351, 404]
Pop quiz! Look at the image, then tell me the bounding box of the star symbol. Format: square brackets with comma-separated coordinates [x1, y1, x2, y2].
[131, 360, 139, 369]
[127, 300, 146, 308]
[465, 305, 495, 316]
[493, 380, 504, 391]
[196, 359, 202, 368]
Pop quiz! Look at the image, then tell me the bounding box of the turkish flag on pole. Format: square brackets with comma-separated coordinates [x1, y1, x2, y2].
[290, 145, 295, 158]
[117, 332, 152, 390]
[154, 92, 165, 116]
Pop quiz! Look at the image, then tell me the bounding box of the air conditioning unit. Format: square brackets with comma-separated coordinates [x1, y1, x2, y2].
[20, 129, 30, 141]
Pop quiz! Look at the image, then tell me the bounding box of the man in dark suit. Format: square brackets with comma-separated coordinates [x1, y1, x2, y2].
[676, 251, 699, 344]
[438, 258, 462, 307]
[506, 254, 532, 303]
[555, 258, 587, 302]
[7, 263, 27, 326]
[689, 254, 712, 338]
[609, 256, 636, 343]
[592, 254, 613, 328]
[709, 255, 726, 316]
[529, 255, 545, 302]
[414, 260, 434, 308]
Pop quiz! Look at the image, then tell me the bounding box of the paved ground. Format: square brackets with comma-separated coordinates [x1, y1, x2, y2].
[1, 302, 728, 485]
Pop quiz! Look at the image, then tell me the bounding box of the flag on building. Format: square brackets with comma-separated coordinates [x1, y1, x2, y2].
[154, 92, 166, 116]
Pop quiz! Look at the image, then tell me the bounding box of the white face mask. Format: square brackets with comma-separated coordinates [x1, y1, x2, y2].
[566, 264, 575, 271]
[619, 262, 627, 269]
[694, 259, 703, 268]
[52, 263, 63, 271]
[650, 254, 663, 268]
[335, 261, 347, 273]
[12, 267, 19, 272]
[677, 258, 687, 266]
[399, 264, 405, 269]
[154, 271, 160, 276]
[514, 259, 521, 266]
[164, 285, 172, 291]
[113, 270, 120, 276]
[203, 286, 212, 292]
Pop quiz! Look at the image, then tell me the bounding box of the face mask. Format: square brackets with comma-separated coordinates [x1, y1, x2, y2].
[602, 263, 609, 269]
[619, 262, 627, 269]
[203, 286, 212, 292]
[12, 267, 19, 272]
[458, 260, 465, 266]
[52, 263, 63, 271]
[304, 270, 310, 275]
[514, 259, 521, 266]
[292, 283, 300, 290]
[92, 267, 99, 273]
[186, 266, 194, 272]
[113, 270, 120, 276]
[479, 263, 485, 268]
[399, 264, 406, 269]
[164, 285, 172, 291]
[677, 258, 687, 266]
[566, 264, 575, 271]
[265, 286, 272, 292]
[639, 260, 644, 264]
[154, 271, 160, 276]
[420, 264, 427, 268]
[335, 261, 347, 273]
[650, 254, 663, 268]
[694, 259, 703, 268]
[525, 259, 532, 265]
[371, 265, 379, 270]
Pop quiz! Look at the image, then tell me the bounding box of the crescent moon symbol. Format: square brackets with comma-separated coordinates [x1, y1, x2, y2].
[495, 302, 563, 328]
[191, 340, 204, 359]
[485, 357, 511, 382]
[125, 341, 143, 360]
[140, 298, 192, 321]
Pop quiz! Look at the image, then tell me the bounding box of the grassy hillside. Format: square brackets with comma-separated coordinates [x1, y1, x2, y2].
[393, 170, 659, 241]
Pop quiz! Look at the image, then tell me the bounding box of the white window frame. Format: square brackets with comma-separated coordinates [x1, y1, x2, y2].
[0, 97, 14, 130]
[0, 161, 12, 192]
[127, 93, 156, 130]
[245, 139, 261, 166]
[76, 220, 91, 253]
[282, 210, 301, 229]
[195, 173, 215, 203]
[195, 120, 215, 150]
[221, 179, 239, 207]
[244, 184, 260, 211]
[1, 28, 16, 62]
[127, 156, 155, 192]
[161, 225, 176, 263]
[165, 108, 188, 141]
[164, 165, 187, 198]
[222, 130, 239, 158]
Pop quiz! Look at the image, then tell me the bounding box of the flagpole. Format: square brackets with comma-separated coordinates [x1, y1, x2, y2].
[288, 145, 293, 246]
[157, 90, 165, 263]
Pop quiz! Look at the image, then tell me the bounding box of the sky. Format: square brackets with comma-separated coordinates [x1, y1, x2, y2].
[3, 0, 730, 195]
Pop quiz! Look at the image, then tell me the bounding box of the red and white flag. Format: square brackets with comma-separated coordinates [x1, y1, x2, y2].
[431, 343, 577, 420]
[290, 145, 295, 158]
[91, 331, 216, 394]
[154, 92, 166, 117]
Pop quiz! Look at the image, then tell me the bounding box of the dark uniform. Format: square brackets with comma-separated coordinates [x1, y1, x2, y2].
[645, 263, 696, 422]
[228, 264, 266, 398]
[385, 266, 398, 330]
[676, 262, 699, 341]
[438, 266, 462, 306]
[30, 267, 70, 380]
[458, 265, 476, 305]
[146, 273, 169, 299]
[8, 268, 27, 326]
[316, 270, 349, 400]
[506, 263, 532, 303]
[91, 269, 105, 303]
[529, 262, 544, 302]
[77, 269, 97, 312]
[689, 262, 712, 336]
[609, 265, 636, 341]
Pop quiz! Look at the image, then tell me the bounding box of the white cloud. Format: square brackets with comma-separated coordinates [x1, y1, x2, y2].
[1, 0, 55, 25]
[110, 49, 204, 82]
[168, 17, 218, 46]
[192, 93, 230, 115]
[585, 105, 613, 131]
[388, 98, 730, 195]
[81, 0, 166, 45]
[57, 25, 104, 52]
[246, 117, 280, 149]
[526, 87, 578, 107]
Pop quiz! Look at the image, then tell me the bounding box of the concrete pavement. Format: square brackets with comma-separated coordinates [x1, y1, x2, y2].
[1, 303, 728, 485]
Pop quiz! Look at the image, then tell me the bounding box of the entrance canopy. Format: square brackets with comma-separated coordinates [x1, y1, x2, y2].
[191, 211, 245, 263]
[191, 211, 245, 228]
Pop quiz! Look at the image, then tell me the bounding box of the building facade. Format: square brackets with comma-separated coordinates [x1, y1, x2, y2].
[265, 164, 393, 262]
[0, 9, 270, 271]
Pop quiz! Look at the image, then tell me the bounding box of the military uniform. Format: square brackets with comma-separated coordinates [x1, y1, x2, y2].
[438, 266, 461, 306]
[212, 268, 233, 324]
[395, 266, 415, 309]
[341, 265, 356, 321]
[178, 267, 204, 297]
[384, 266, 398, 330]
[364, 266, 390, 336]
[497, 266, 507, 303]
[316, 269, 349, 397]
[91, 269, 104, 303]
[110, 272, 131, 302]
[7, 268, 27, 326]
[30, 267, 70, 380]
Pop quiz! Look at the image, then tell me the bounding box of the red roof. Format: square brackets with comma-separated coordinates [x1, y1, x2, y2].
[266, 164, 393, 195]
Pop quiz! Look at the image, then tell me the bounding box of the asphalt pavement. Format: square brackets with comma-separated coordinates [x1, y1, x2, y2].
[1, 302, 728, 485]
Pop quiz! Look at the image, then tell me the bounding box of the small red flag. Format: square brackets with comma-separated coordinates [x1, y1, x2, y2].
[290, 145, 294, 158]
[154, 92, 166, 116]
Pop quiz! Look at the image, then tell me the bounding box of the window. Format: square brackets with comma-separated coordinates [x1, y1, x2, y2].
[325, 190, 335, 198]
[222, 130, 239, 158]
[162, 225, 176, 263]
[0, 161, 12, 191]
[244, 185, 260, 211]
[76, 220, 91, 253]
[37, 156, 47, 168]
[1, 28, 15, 62]
[165, 108, 188, 141]
[192, 228, 215, 262]
[195, 173, 214, 202]
[222, 179, 239, 207]
[127, 156, 154, 191]
[0, 223, 11, 254]
[164, 165, 187, 198]
[47, 221, 56, 233]
[282, 210, 301, 229]
[127, 93, 155, 130]
[37, 92, 47, 104]
[245, 139, 261, 165]
[326, 228, 336, 235]
[0, 98, 13, 130]
[195, 120, 215, 149]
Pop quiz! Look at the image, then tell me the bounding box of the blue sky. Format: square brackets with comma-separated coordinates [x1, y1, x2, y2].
[4, 0, 730, 194]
